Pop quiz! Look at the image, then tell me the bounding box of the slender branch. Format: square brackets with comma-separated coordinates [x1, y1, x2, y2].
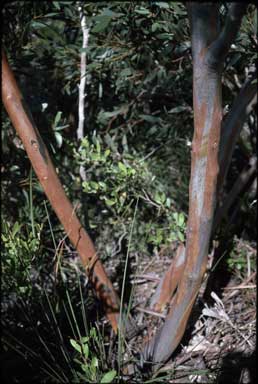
[217, 72, 257, 194]
[77, 3, 91, 230]
[209, 3, 248, 63]
[77, 4, 89, 142]
[214, 156, 257, 231]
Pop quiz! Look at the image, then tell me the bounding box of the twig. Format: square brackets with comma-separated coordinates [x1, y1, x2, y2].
[131, 274, 160, 282]
[134, 306, 166, 319]
[77, 3, 90, 182]
[224, 271, 256, 299]
[77, 4, 89, 141]
[223, 285, 256, 290]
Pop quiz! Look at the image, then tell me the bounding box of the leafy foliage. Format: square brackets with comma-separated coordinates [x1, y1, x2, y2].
[1, 220, 42, 296]
[70, 328, 117, 383]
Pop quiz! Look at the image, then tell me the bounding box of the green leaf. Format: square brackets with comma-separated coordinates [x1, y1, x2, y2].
[178, 213, 185, 227]
[154, 192, 166, 205]
[54, 111, 62, 127]
[104, 149, 111, 157]
[165, 198, 171, 207]
[96, 140, 101, 154]
[177, 231, 184, 242]
[91, 153, 100, 161]
[91, 356, 98, 368]
[81, 364, 89, 373]
[82, 343, 89, 359]
[42, 13, 60, 18]
[53, 2, 61, 10]
[156, 33, 173, 40]
[92, 16, 112, 33]
[87, 62, 102, 71]
[82, 181, 90, 191]
[120, 68, 132, 78]
[168, 106, 190, 114]
[90, 328, 97, 338]
[89, 181, 99, 190]
[135, 7, 150, 15]
[139, 114, 161, 123]
[55, 132, 63, 148]
[80, 337, 89, 344]
[102, 8, 123, 17]
[105, 198, 116, 206]
[98, 181, 107, 190]
[156, 2, 170, 9]
[118, 162, 127, 174]
[70, 339, 82, 353]
[151, 22, 160, 32]
[173, 212, 179, 221]
[101, 370, 117, 383]
[12, 222, 21, 237]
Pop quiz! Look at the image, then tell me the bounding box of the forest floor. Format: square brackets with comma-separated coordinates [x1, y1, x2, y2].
[105, 237, 256, 383]
[2, 235, 256, 383]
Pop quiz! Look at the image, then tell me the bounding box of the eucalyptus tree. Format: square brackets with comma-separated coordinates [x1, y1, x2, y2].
[2, 1, 256, 376]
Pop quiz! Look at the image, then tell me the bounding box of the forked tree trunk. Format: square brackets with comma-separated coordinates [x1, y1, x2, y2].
[2, 1, 252, 371]
[143, 3, 248, 365]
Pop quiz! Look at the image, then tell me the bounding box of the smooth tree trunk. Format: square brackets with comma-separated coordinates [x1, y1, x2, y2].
[143, 3, 248, 365]
[2, 50, 120, 332]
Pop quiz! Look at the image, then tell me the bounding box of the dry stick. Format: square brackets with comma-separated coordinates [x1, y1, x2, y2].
[224, 271, 256, 300]
[2, 50, 120, 332]
[134, 307, 166, 319]
[77, 4, 89, 182]
[76, 5, 92, 236]
[77, 6, 89, 141]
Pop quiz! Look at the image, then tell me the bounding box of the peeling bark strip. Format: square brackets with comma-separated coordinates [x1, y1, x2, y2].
[2, 51, 120, 331]
[150, 244, 186, 312]
[142, 3, 247, 365]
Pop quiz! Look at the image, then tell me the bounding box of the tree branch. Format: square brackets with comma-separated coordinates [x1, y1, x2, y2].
[214, 156, 257, 231]
[77, 4, 89, 142]
[187, 3, 220, 63]
[77, 3, 91, 230]
[2, 50, 120, 331]
[217, 71, 257, 195]
[209, 3, 248, 63]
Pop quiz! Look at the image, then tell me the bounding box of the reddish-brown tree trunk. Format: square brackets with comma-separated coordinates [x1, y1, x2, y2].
[143, 3, 248, 365]
[2, 50, 120, 331]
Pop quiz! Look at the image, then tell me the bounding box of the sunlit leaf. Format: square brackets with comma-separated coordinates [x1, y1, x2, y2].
[70, 339, 82, 353]
[100, 370, 117, 383]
